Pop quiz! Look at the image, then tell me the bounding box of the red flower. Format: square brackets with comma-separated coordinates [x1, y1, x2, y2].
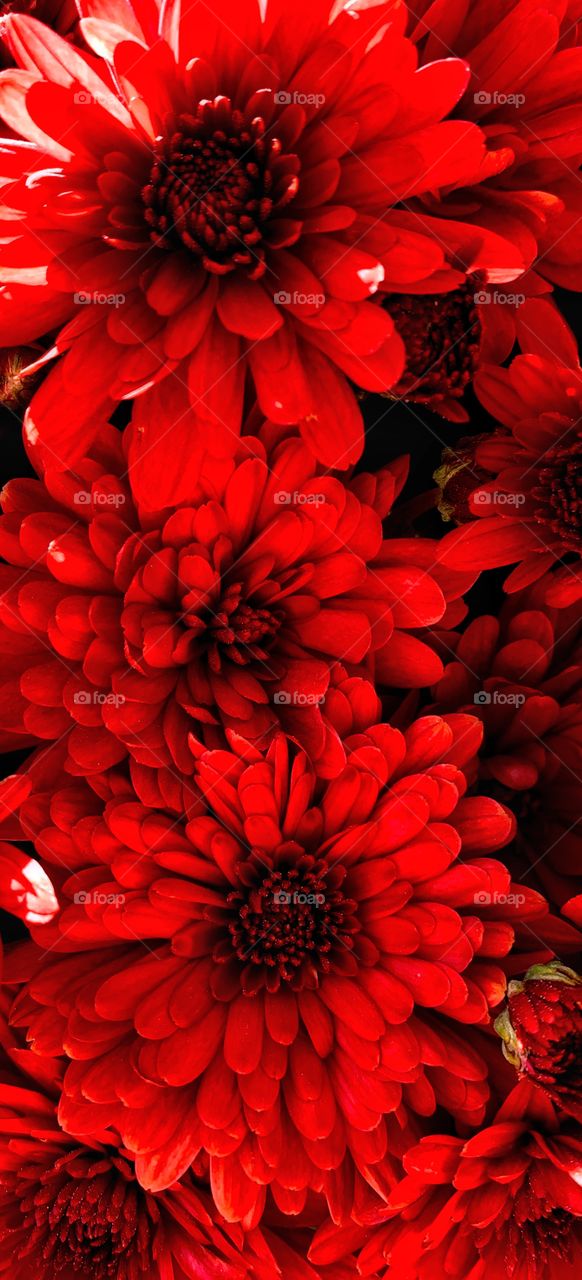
[495, 961, 582, 1122]
[439, 354, 582, 604]
[381, 281, 482, 422]
[382, 282, 578, 422]
[427, 573, 582, 901]
[0, 2, 525, 499]
[370, 0, 582, 421]
[5, 715, 547, 1223]
[408, 0, 582, 291]
[355, 1081, 582, 1279]
[0, 427, 466, 785]
[0, 1035, 322, 1280]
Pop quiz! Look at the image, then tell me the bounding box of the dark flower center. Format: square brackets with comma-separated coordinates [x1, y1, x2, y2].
[7, 1149, 152, 1278]
[227, 864, 358, 985]
[518, 982, 582, 1111]
[506, 787, 543, 824]
[541, 1030, 582, 1088]
[205, 583, 281, 672]
[122, 569, 283, 676]
[506, 1206, 576, 1276]
[383, 283, 481, 407]
[531, 434, 582, 550]
[142, 99, 299, 277]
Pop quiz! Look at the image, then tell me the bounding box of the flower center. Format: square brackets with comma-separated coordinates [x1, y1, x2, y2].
[227, 865, 358, 985]
[205, 584, 281, 672]
[383, 284, 481, 407]
[505, 1206, 575, 1276]
[544, 1030, 582, 1089]
[142, 100, 299, 277]
[8, 1149, 152, 1278]
[531, 434, 582, 550]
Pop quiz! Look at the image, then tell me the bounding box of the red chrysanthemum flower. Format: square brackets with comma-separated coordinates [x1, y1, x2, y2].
[495, 961, 582, 1122]
[0, 1033, 326, 1280]
[0, 1, 526, 499]
[380, 279, 483, 422]
[354, 1081, 582, 1280]
[363, 0, 582, 420]
[426, 573, 582, 900]
[408, 0, 582, 290]
[5, 715, 551, 1224]
[0, 424, 473, 785]
[439, 353, 582, 604]
[381, 281, 579, 422]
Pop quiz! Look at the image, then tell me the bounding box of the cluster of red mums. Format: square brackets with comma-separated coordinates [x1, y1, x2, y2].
[0, 0, 581, 1276]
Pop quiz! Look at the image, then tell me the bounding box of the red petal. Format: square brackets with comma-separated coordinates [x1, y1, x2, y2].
[0, 841, 58, 923]
[224, 994, 264, 1075]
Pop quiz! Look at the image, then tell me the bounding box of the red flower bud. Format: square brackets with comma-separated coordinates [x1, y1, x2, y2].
[496, 962, 582, 1121]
